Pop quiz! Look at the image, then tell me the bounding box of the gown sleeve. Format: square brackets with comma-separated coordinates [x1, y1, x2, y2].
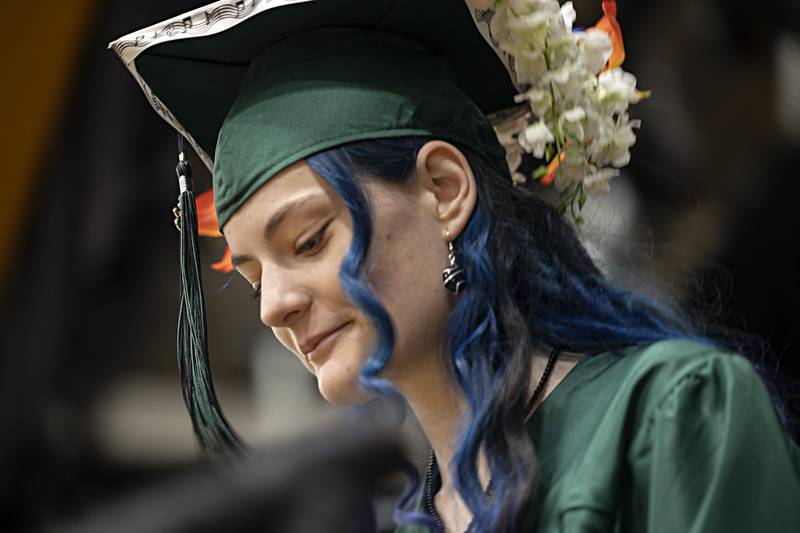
[626, 351, 800, 533]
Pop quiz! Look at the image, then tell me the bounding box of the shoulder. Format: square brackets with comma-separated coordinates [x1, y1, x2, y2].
[617, 338, 750, 379]
[531, 339, 770, 470]
[535, 339, 763, 441]
[554, 338, 779, 451]
[613, 339, 762, 415]
[565, 339, 759, 419]
[601, 339, 798, 469]
[595, 339, 768, 432]
[550, 341, 799, 526]
[526, 340, 799, 531]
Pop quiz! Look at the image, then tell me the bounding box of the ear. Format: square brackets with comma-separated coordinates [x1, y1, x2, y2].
[414, 140, 477, 241]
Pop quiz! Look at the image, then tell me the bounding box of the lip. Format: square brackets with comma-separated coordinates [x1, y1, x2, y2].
[305, 322, 352, 364]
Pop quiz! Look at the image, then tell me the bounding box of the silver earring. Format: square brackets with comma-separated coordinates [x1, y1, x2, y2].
[442, 230, 466, 295]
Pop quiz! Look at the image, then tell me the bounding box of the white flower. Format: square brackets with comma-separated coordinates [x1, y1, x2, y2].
[546, 31, 579, 70]
[560, 1, 576, 31]
[560, 106, 586, 142]
[582, 108, 606, 143]
[507, 0, 560, 17]
[519, 120, 555, 158]
[497, 0, 563, 54]
[577, 29, 612, 73]
[588, 112, 641, 167]
[554, 153, 586, 191]
[608, 117, 640, 167]
[545, 4, 571, 38]
[507, 11, 555, 51]
[467, 0, 496, 9]
[562, 106, 585, 122]
[596, 67, 641, 113]
[583, 167, 619, 194]
[517, 86, 553, 117]
[544, 62, 586, 104]
[514, 49, 548, 83]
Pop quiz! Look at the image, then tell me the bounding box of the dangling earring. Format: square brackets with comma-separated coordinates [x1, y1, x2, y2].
[442, 229, 466, 295]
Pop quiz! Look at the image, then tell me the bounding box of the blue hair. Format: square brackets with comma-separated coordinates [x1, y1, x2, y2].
[305, 137, 728, 531]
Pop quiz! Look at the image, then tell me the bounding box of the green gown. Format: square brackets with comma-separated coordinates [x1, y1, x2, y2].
[396, 340, 800, 532]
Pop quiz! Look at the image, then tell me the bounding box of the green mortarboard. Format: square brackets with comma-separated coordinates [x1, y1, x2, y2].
[111, 0, 519, 226]
[109, 0, 520, 458]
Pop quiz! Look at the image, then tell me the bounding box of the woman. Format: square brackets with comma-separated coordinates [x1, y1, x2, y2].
[110, 0, 800, 531]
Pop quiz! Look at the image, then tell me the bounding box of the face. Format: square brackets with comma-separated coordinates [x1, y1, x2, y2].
[223, 159, 456, 405]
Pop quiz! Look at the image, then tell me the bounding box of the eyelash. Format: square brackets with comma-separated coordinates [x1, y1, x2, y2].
[295, 224, 329, 255]
[250, 224, 329, 303]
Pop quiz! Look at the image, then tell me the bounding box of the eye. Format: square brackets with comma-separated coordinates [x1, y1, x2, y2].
[251, 287, 261, 302]
[295, 223, 329, 255]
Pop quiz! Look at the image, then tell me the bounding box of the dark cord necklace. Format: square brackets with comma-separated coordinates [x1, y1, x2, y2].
[423, 345, 561, 533]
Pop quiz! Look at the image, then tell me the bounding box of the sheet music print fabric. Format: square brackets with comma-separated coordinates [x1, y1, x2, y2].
[109, 0, 315, 170]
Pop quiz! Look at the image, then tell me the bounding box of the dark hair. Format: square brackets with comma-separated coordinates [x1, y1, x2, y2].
[305, 137, 721, 531]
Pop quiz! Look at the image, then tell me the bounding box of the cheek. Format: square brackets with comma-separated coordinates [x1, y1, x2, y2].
[369, 194, 444, 299]
[367, 200, 435, 292]
[366, 213, 450, 364]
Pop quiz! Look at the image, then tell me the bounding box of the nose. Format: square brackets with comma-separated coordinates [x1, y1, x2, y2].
[258, 271, 311, 328]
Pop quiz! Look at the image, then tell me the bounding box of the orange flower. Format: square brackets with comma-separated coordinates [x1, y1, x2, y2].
[593, 0, 625, 70]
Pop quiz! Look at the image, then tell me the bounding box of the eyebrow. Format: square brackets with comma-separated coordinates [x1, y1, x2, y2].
[230, 194, 321, 268]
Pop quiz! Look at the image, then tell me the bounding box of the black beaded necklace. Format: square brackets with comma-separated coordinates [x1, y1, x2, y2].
[423, 345, 561, 533]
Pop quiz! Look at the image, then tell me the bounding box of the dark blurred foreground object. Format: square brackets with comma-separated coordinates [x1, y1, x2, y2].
[55, 425, 406, 533]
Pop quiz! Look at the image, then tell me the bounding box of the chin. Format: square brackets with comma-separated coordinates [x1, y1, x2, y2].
[316, 362, 376, 406]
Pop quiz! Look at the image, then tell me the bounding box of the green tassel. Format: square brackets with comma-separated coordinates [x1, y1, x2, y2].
[175, 137, 248, 461]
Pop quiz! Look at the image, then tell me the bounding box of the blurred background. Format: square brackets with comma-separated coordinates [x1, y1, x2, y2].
[1, 0, 798, 531]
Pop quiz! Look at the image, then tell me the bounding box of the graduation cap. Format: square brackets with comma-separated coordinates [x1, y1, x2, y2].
[108, 0, 626, 460]
[111, 0, 520, 221]
[109, 0, 521, 460]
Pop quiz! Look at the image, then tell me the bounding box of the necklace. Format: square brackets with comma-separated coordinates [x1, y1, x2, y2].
[423, 345, 561, 533]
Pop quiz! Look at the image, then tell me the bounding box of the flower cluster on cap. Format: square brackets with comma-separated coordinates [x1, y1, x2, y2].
[195, 0, 648, 274]
[473, 0, 648, 221]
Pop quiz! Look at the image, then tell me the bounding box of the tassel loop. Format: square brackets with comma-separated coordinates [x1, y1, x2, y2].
[176, 150, 193, 194]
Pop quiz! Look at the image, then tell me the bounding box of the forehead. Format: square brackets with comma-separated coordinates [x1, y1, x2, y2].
[223, 161, 339, 232]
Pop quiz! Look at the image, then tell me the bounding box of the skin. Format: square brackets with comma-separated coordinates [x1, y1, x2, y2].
[223, 141, 580, 532]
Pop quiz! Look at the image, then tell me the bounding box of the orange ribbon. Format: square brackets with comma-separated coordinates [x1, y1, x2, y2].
[194, 189, 233, 272]
[594, 0, 625, 70]
[541, 152, 566, 186]
[211, 246, 233, 273]
[195, 189, 222, 237]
